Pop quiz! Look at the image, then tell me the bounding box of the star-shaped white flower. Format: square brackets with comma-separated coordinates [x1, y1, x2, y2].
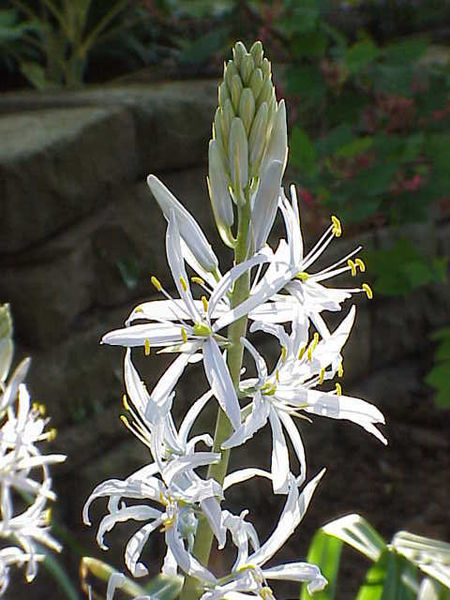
[102, 213, 273, 431]
[223, 306, 386, 493]
[200, 469, 327, 599]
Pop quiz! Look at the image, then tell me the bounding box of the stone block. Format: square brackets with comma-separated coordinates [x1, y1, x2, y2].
[0, 105, 138, 253]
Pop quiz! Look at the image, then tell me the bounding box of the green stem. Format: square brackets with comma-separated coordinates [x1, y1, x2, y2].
[180, 203, 251, 600]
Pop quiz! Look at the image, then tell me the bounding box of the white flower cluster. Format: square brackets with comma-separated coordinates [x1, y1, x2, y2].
[0, 305, 65, 596]
[84, 42, 386, 600]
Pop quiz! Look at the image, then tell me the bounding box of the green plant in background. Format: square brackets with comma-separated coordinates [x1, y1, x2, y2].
[301, 514, 450, 599]
[365, 239, 447, 297]
[3, 0, 149, 88]
[425, 327, 450, 409]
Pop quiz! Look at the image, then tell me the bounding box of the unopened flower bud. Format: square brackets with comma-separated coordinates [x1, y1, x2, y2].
[228, 118, 248, 201]
[250, 40, 264, 66]
[239, 88, 256, 134]
[230, 74, 243, 112]
[249, 68, 264, 100]
[208, 140, 234, 239]
[240, 53, 255, 85]
[232, 41, 247, 67]
[249, 102, 269, 173]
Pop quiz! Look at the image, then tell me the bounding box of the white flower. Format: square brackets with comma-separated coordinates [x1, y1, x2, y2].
[200, 470, 327, 599]
[223, 306, 386, 493]
[0, 361, 65, 595]
[222, 185, 373, 340]
[102, 213, 272, 430]
[83, 460, 222, 583]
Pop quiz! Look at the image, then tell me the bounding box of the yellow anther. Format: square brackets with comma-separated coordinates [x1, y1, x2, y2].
[179, 276, 188, 292]
[298, 345, 306, 360]
[151, 276, 162, 291]
[275, 368, 280, 383]
[362, 283, 373, 299]
[201, 295, 208, 312]
[181, 327, 188, 343]
[281, 346, 287, 362]
[120, 414, 130, 426]
[338, 363, 344, 377]
[355, 258, 366, 272]
[259, 587, 275, 600]
[160, 517, 175, 532]
[331, 215, 342, 237]
[312, 332, 319, 349]
[43, 508, 52, 525]
[47, 428, 57, 441]
[347, 259, 357, 276]
[319, 368, 325, 385]
[191, 276, 205, 286]
[122, 394, 129, 410]
[144, 338, 151, 356]
[296, 271, 309, 282]
[134, 305, 143, 314]
[335, 383, 342, 396]
[307, 346, 312, 361]
[33, 402, 46, 416]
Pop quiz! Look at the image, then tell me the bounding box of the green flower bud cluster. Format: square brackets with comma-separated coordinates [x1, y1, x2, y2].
[208, 41, 287, 249]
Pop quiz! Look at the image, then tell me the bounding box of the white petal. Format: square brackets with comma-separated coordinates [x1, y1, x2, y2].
[179, 390, 214, 447]
[147, 352, 191, 419]
[222, 393, 270, 450]
[166, 214, 201, 321]
[302, 390, 386, 444]
[264, 561, 327, 594]
[210, 249, 273, 328]
[102, 323, 183, 348]
[203, 338, 241, 430]
[250, 469, 326, 566]
[240, 338, 268, 384]
[125, 516, 164, 577]
[97, 506, 161, 550]
[165, 526, 216, 583]
[201, 496, 226, 548]
[268, 408, 290, 494]
[251, 160, 283, 251]
[147, 174, 218, 273]
[223, 468, 272, 491]
[126, 300, 195, 325]
[277, 411, 307, 486]
[163, 452, 220, 486]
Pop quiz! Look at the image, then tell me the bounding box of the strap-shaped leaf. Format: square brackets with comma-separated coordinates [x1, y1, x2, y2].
[356, 550, 419, 600]
[322, 514, 386, 563]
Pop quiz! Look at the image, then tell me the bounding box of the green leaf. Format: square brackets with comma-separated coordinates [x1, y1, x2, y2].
[383, 38, 427, 65]
[290, 126, 317, 175]
[300, 530, 343, 599]
[357, 551, 418, 600]
[344, 40, 380, 74]
[335, 136, 373, 158]
[315, 124, 353, 157]
[80, 557, 183, 600]
[42, 551, 81, 600]
[0, 304, 13, 384]
[279, 0, 319, 33]
[143, 574, 183, 599]
[322, 514, 386, 563]
[19, 61, 50, 90]
[286, 65, 327, 104]
[291, 28, 328, 58]
[365, 239, 447, 297]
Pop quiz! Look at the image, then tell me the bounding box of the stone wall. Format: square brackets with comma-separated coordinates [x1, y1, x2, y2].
[1, 82, 448, 598]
